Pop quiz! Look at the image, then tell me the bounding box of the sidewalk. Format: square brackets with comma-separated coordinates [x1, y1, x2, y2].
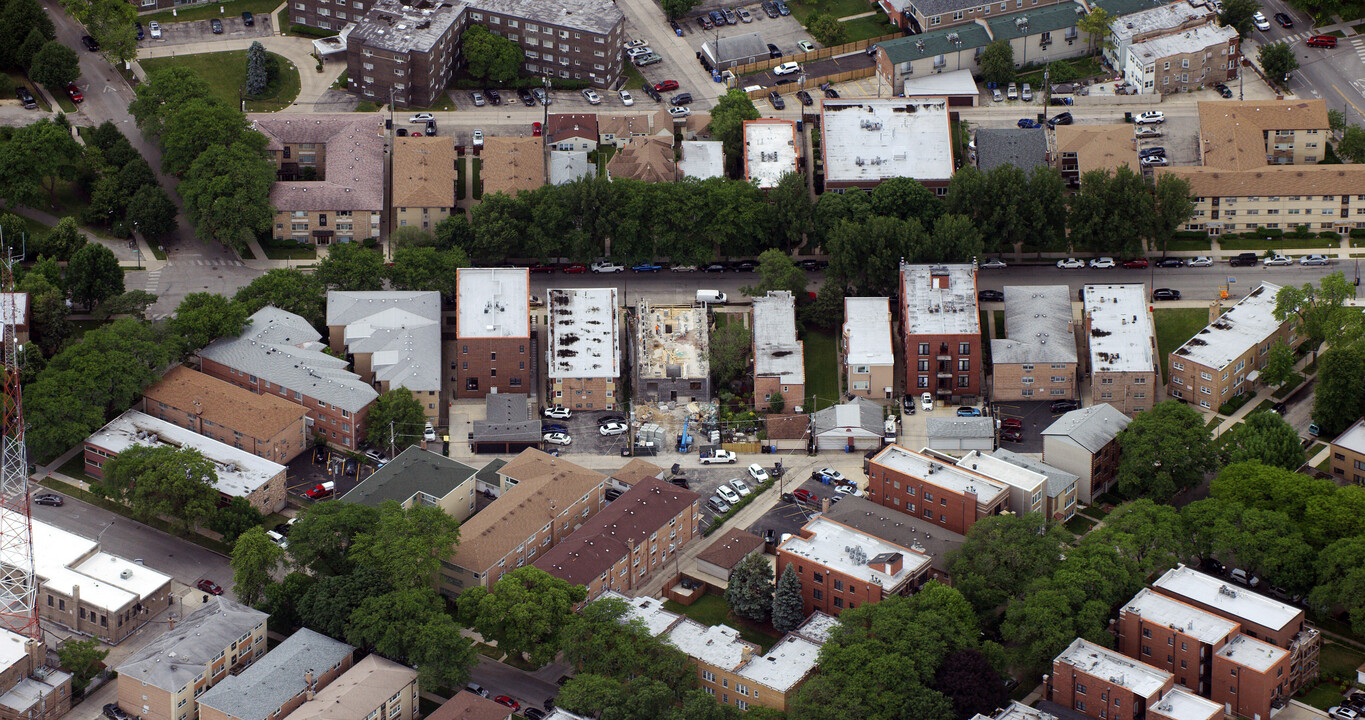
[2, 203, 164, 270]
[132, 35, 345, 112]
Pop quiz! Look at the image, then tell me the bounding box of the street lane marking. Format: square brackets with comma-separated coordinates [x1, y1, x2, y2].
[1334, 83, 1365, 118]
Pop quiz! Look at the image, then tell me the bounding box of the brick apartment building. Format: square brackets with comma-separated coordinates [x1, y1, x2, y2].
[141, 365, 310, 464]
[548, 288, 620, 411]
[842, 297, 894, 400]
[1122, 22, 1239, 94]
[326, 290, 442, 425]
[1168, 283, 1295, 412]
[285, 656, 419, 720]
[901, 263, 980, 405]
[1040, 403, 1131, 505]
[1048, 638, 1224, 720]
[392, 136, 458, 233]
[0, 631, 71, 720]
[777, 516, 932, 617]
[1119, 588, 1240, 695]
[198, 307, 378, 450]
[197, 629, 354, 720]
[867, 444, 1009, 535]
[345, 0, 466, 108]
[1105, 1, 1217, 68]
[1081, 284, 1157, 415]
[990, 285, 1078, 402]
[455, 268, 532, 398]
[752, 291, 804, 411]
[534, 478, 700, 599]
[1329, 418, 1365, 484]
[471, 0, 626, 89]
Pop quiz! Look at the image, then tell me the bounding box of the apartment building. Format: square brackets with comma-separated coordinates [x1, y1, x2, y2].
[634, 302, 709, 403]
[1118, 588, 1241, 693]
[1149, 688, 1224, 720]
[480, 136, 547, 197]
[141, 366, 310, 464]
[820, 495, 966, 578]
[327, 290, 442, 424]
[285, 656, 419, 720]
[1153, 565, 1319, 695]
[1041, 403, 1131, 504]
[428, 692, 513, 720]
[1049, 638, 1176, 720]
[116, 598, 268, 720]
[992, 286, 1078, 402]
[340, 446, 479, 522]
[1054, 124, 1137, 186]
[0, 631, 72, 720]
[1199, 99, 1330, 171]
[454, 268, 531, 398]
[842, 297, 894, 400]
[85, 411, 289, 514]
[607, 136, 677, 183]
[953, 450, 1046, 516]
[197, 629, 354, 720]
[897, 0, 1069, 35]
[1081, 284, 1157, 415]
[392, 136, 458, 233]
[198, 307, 378, 450]
[1104, 0, 1216, 69]
[442, 450, 608, 592]
[1212, 634, 1291, 720]
[470, 0, 625, 89]
[989, 448, 1078, 522]
[533, 478, 701, 598]
[820, 98, 954, 192]
[743, 119, 799, 190]
[1328, 417, 1365, 484]
[902, 263, 981, 404]
[250, 114, 386, 245]
[752, 291, 804, 411]
[345, 0, 467, 108]
[777, 515, 932, 617]
[548, 288, 620, 412]
[1168, 283, 1295, 410]
[1123, 22, 1238, 94]
[867, 444, 1009, 534]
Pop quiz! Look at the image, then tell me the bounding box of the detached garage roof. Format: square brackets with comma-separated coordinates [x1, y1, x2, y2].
[812, 398, 884, 437]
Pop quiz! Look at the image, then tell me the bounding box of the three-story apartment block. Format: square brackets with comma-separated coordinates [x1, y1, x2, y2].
[991, 286, 1078, 402]
[1081, 284, 1157, 415]
[392, 136, 458, 232]
[455, 268, 532, 398]
[141, 366, 310, 464]
[777, 516, 932, 617]
[901, 263, 980, 405]
[1328, 418, 1365, 484]
[197, 629, 354, 720]
[867, 444, 1009, 534]
[752, 291, 805, 411]
[1040, 403, 1130, 504]
[1167, 283, 1295, 410]
[548, 288, 620, 411]
[327, 290, 442, 424]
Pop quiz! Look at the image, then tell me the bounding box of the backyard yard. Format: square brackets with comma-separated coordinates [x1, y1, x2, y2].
[802, 330, 839, 411]
[140, 50, 301, 112]
[1153, 307, 1211, 383]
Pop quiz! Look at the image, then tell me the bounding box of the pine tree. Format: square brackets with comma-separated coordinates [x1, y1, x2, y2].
[245, 42, 268, 97]
[725, 552, 773, 623]
[771, 563, 805, 632]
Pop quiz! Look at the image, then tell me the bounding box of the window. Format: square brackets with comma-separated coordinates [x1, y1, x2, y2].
[919, 343, 929, 355]
[959, 342, 970, 355]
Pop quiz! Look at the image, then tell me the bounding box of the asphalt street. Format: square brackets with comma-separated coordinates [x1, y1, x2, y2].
[1247, 0, 1365, 116]
[974, 260, 1360, 303]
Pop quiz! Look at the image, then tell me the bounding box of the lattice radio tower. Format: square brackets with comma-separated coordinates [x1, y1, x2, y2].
[0, 227, 39, 640]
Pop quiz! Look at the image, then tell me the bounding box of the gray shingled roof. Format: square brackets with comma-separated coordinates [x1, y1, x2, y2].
[989, 448, 1079, 500]
[975, 128, 1049, 173]
[340, 446, 477, 507]
[197, 628, 354, 720]
[991, 285, 1078, 365]
[1041, 403, 1132, 453]
[877, 21, 991, 64]
[327, 291, 441, 393]
[926, 417, 995, 439]
[116, 598, 267, 694]
[821, 495, 965, 572]
[812, 398, 884, 436]
[198, 307, 378, 414]
[473, 394, 541, 443]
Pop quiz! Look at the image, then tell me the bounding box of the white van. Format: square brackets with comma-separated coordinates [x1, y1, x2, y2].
[696, 290, 728, 304]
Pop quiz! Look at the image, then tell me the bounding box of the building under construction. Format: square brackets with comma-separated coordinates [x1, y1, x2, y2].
[632, 302, 710, 404]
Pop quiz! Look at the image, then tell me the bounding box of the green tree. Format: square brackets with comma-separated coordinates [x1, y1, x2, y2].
[806, 13, 847, 46]
[560, 598, 695, 691]
[768, 172, 814, 251]
[1219, 0, 1258, 37]
[127, 183, 178, 240]
[43, 216, 87, 261]
[1312, 342, 1365, 437]
[17, 268, 71, 353]
[179, 141, 275, 253]
[288, 501, 381, 576]
[1338, 125, 1365, 163]
[246, 41, 268, 96]
[29, 41, 79, 89]
[945, 513, 1070, 616]
[384, 246, 468, 296]
[5, 118, 83, 208]
[661, 0, 700, 15]
[1068, 166, 1155, 255]
[1309, 536, 1365, 634]
[210, 496, 264, 547]
[67, 243, 124, 310]
[1258, 42, 1298, 87]
[159, 100, 259, 176]
[1222, 411, 1307, 470]
[1329, 109, 1347, 134]
[388, 225, 437, 248]
[233, 268, 326, 326]
[260, 571, 317, 632]
[298, 566, 391, 638]
[1153, 173, 1195, 256]
[0, 0, 55, 68]
[710, 89, 761, 163]
[171, 292, 248, 355]
[1077, 6, 1114, 54]
[130, 67, 215, 137]
[725, 552, 774, 623]
[1274, 273, 1357, 360]
[709, 322, 753, 389]
[1116, 401, 1215, 502]
[979, 40, 1014, 87]
[365, 388, 427, 455]
[826, 215, 924, 296]
[230, 526, 285, 605]
[1259, 340, 1297, 389]
[315, 242, 386, 291]
[932, 649, 1007, 720]
[1088, 499, 1191, 574]
[15, 27, 47, 71]
[56, 639, 108, 694]
[926, 213, 984, 262]
[349, 500, 461, 590]
[772, 563, 804, 632]
[94, 290, 157, 321]
[743, 248, 807, 297]
[461, 25, 523, 83]
[101, 445, 220, 534]
[456, 566, 588, 667]
[346, 585, 478, 687]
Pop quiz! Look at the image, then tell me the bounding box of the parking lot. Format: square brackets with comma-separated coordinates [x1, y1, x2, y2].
[742, 469, 859, 539]
[543, 409, 634, 456]
[675, 1, 816, 60]
[990, 399, 1062, 454]
[284, 446, 382, 501]
[138, 14, 273, 48]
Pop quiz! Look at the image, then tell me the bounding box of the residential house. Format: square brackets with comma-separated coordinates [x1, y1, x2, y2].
[598, 114, 657, 148]
[634, 302, 709, 403]
[344, 0, 466, 108]
[901, 263, 981, 405]
[426, 691, 512, 720]
[1040, 403, 1131, 504]
[1118, 588, 1242, 693]
[471, 394, 542, 454]
[1105, 0, 1216, 69]
[812, 398, 886, 452]
[454, 268, 531, 398]
[695, 528, 766, 581]
[1054, 124, 1138, 186]
[821, 97, 954, 192]
[1081, 284, 1157, 415]
[546, 114, 600, 152]
[469, 0, 626, 89]
[680, 141, 724, 180]
[340, 446, 479, 522]
[116, 598, 268, 720]
[699, 31, 770, 70]
[821, 495, 966, 577]
[989, 448, 1078, 522]
[991, 286, 1077, 402]
[392, 137, 458, 233]
[283, 656, 419, 720]
[0, 631, 71, 720]
[141, 365, 310, 464]
[1329, 417, 1365, 484]
[777, 515, 932, 617]
[480, 136, 547, 197]
[548, 288, 620, 412]
[607, 458, 667, 493]
[607, 136, 676, 183]
[326, 290, 442, 424]
[743, 119, 799, 190]
[1167, 283, 1295, 411]
[842, 298, 894, 400]
[196, 629, 354, 720]
[752, 291, 804, 411]
[866, 444, 1009, 534]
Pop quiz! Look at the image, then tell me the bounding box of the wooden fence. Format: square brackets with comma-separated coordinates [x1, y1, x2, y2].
[729, 32, 902, 76]
[742, 66, 878, 99]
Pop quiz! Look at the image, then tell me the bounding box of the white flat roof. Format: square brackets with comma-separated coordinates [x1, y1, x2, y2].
[1215, 633, 1287, 672]
[779, 517, 930, 590]
[1123, 588, 1238, 644]
[456, 268, 530, 339]
[1152, 687, 1223, 720]
[843, 297, 893, 366]
[600, 591, 683, 636]
[18, 511, 172, 612]
[976, 701, 1060, 720]
[736, 633, 821, 692]
[902, 264, 979, 335]
[872, 445, 1008, 506]
[822, 97, 954, 183]
[744, 120, 798, 189]
[87, 410, 285, 498]
[680, 140, 724, 180]
[75, 552, 173, 601]
[0, 629, 29, 670]
[548, 288, 620, 380]
[1332, 418, 1365, 454]
[754, 291, 803, 383]
[1083, 284, 1155, 374]
[1153, 565, 1300, 631]
[1130, 22, 1236, 66]
[956, 451, 1046, 493]
[1112, 1, 1211, 44]
[1172, 283, 1283, 371]
[1056, 638, 1172, 698]
[900, 68, 979, 97]
[667, 618, 751, 669]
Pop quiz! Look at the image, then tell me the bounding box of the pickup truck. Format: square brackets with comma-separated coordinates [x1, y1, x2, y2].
[699, 448, 737, 464]
[591, 260, 625, 273]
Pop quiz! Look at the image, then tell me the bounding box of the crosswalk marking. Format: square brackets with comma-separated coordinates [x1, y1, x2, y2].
[143, 269, 161, 293]
[183, 259, 245, 267]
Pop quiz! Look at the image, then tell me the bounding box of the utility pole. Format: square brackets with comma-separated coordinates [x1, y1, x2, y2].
[388, 420, 396, 459]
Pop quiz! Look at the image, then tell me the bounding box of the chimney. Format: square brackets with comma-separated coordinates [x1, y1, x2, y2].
[740, 645, 755, 664]
[305, 669, 315, 689]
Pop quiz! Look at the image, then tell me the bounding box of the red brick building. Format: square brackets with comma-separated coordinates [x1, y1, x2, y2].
[775, 516, 931, 617]
[1049, 638, 1175, 720]
[454, 268, 532, 398]
[1211, 634, 1290, 720]
[1118, 589, 1239, 695]
[866, 444, 1008, 535]
[900, 262, 981, 405]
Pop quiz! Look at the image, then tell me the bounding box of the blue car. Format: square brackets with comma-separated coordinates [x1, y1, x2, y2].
[542, 423, 568, 433]
[956, 407, 982, 417]
[1017, 118, 1041, 129]
[632, 263, 662, 273]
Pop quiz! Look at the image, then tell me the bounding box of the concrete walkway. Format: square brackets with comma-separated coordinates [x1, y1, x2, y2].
[1, 203, 158, 268]
[132, 35, 345, 113]
[837, 10, 878, 20]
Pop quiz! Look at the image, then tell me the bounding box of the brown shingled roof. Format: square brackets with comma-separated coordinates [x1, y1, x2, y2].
[142, 366, 309, 442]
[1198, 99, 1330, 171]
[546, 113, 599, 144]
[1156, 164, 1365, 197]
[598, 113, 657, 140]
[480, 136, 546, 198]
[247, 113, 386, 212]
[1054, 124, 1136, 175]
[766, 414, 810, 440]
[611, 458, 666, 487]
[425, 691, 511, 720]
[392, 137, 458, 209]
[696, 527, 765, 571]
[607, 136, 677, 183]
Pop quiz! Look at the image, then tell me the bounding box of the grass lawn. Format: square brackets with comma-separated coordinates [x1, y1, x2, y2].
[1353, 22, 1365, 34]
[1329, 29, 1347, 37]
[1064, 514, 1096, 535]
[1316, 455, 1332, 472]
[1308, 442, 1327, 459]
[11, 213, 52, 242]
[802, 329, 839, 410]
[55, 94, 78, 114]
[138, 0, 283, 24]
[474, 642, 501, 660]
[663, 595, 781, 652]
[1153, 307, 1209, 383]
[1218, 236, 1339, 251]
[1165, 237, 1212, 252]
[471, 158, 483, 199]
[1205, 416, 1223, 431]
[5, 71, 50, 111]
[993, 310, 1005, 337]
[260, 239, 317, 260]
[1297, 682, 1343, 710]
[787, 0, 875, 22]
[1016, 55, 1102, 87]
[1079, 505, 1108, 521]
[456, 157, 467, 200]
[355, 100, 381, 112]
[621, 61, 647, 90]
[411, 90, 455, 112]
[1272, 373, 1304, 398]
[1322, 642, 1365, 681]
[839, 15, 897, 41]
[140, 50, 300, 112]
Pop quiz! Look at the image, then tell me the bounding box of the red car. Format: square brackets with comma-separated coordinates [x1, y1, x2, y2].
[66, 83, 83, 103]
[528, 263, 557, 273]
[1000, 429, 1024, 442]
[493, 696, 520, 711]
[653, 80, 679, 92]
[1123, 258, 1149, 269]
[304, 482, 335, 500]
[1001, 417, 1023, 430]
[196, 579, 224, 595]
[562, 263, 587, 274]
[791, 488, 817, 505]
[532, 121, 542, 136]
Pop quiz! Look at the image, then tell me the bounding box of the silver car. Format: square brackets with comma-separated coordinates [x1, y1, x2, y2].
[1189, 256, 1214, 267]
[582, 89, 602, 105]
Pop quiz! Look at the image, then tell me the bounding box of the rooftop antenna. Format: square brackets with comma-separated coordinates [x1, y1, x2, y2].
[0, 232, 39, 639]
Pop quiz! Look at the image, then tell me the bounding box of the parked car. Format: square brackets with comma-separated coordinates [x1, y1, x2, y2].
[768, 91, 785, 109]
[634, 53, 663, 66]
[581, 89, 602, 105]
[517, 87, 536, 105]
[791, 488, 818, 505]
[776, 0, 790, 14]
[796, 40, 815, 52]
[1152, 288, 1182, 301]
[921, 392, 934, 411]
[1007, 82, 1018, 100]
[1001, 418, 1023, 430]
[532, 87, 551, 105]
[822, 83, 839, 98]
[618, 89, 634, 105]
[746, 464, 768, 483]
[599, 421, 629, 436]
[1123, 258, 1149, 268]
[65, 84, 82, 103]
[409, 112, 435, 123]
[1056, 258, 1086, 269]
[242, 10, 254, 25]
[1308, 34, 1338, 48]
[34, 493, 62, 506]
[81, 34, 99, 51]
[1022, 83, 1033, 101]
[835, 484, 865, 496]
[698, 14, 714, 29]
[1135, 126, 1163, 138]
[733, 260, 757, 272]
[149, 20, 162, 38]
[795, 89, 813, 106]
[1140, 155, 1170, 167]
[1001, 429, 1024, 442]
[1134, 111, 1165, 124]
[654, 80, 680, 92]
[671, 264, 697, 272]
[494, 697, 520, 712]
[1046, 111, 1073, 127]
[722, 7, 737, 23]
[135, 21, 144, 39]
[1139, 147, 1166, 158]
[737, 8, 753, 21]
[978, 289, 1004, 302]
[590, 259, 624, 273]
[1252, 11, 1270, 29]
[814, 468, 846, 484]
[981, 257, 1007, 269]
[1264, 254, 1293, 266]
[305, 481, 335, 499]
[773, 61, 801, 75]
[1089, 257, 1117, 269]
[466, 685, 489, 698]
[956, 406, 981, 417]
[104, 705, 132, 720]
[1274, 11, 1293, 26]
[1156, 257, 1185, 267]
[1214, 83, 1233, 98]
[1050, 399, 1081, 413]
[707, 496, 732, 514]
[625, 38, 647, 49]
[1328, 708, 1360, 720]
[768, 42, 783, 58]
[626, 46, 653, 59]
[543, 432, 572, 446]
[670, 92, 693, 106]
[632, 263, 662, 272]
[543, 406, 572, 419]
[542, 422, 568, 433]
[424, 423, 437, 441]
[484, 88, 502, 104]
[562, 263, 587, 273]
[716, 485, 741, 505]
[210, 18, 223, 33]
[1189, 256, 1214, 267]
[196, 579, 224, 595]
[732, 476, 755, 495]
[1017, 118, 1041, 129]
[1301, 254, 1330, 265]
[992, 88, 1003, 102]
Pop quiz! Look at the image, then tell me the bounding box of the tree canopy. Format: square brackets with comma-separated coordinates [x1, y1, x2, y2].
[1115, 400, 1214, 501]
[100, 445, 220, 534]
[456, 566, 588, 667]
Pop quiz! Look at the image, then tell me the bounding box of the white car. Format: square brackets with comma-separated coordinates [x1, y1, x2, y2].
[618, 89, 634, 106]
[1329, 708, 1361, 720]
[1056, 258, 1086, 269]
[599, 421, 629, 436]
[1301, 254, 1331, 265]
[1135, 126, 1163, 138]
[773, 62, 801, 76]
[266, 530, 289, 549]
[730, 477, 753, 496]
[148, 20, 162, 38]
[1141, 155, 1170, 167]
[1253, 11, 1270, 29]
[1135, 111, 1165, 125]
[625, 39, 648, 49]
[543, 432, 572, 446]
[423, 423, 436, 441]
[1264, 254, 1293, 266]
[668, 107, 691, 118]
[1189, 256, 1214, 267]
[1089, 257, 1116, 269]
[816, 467, 846, 483]
[716, 485, 742, 505]
[981, 257, 1007, 269]
[472, 129, 484, 147]
[626, 46, 653, 58]
[1021, 83, 1033, 102]
[409, 112, 435, 123]
[590, 260, 624, 273]
[747, 464, 769, 483]
[543, 406, 572, 419]
[835, 485, 864, 497]
[582, 89, 602, 105]
[920, 392, 934, 411]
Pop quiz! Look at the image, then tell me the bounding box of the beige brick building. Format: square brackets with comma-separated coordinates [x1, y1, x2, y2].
[392, 137, 458, 233]
[991, 286, 1077, 402]
[1081, 284, 1157, 415]
[843, 297, 894, 401]
[327, 291, 442, 425]
[1122, 21, 1239, 94]
[1167, 283, 1296, 411]
[480, 136, 547, 198]
[1329, 418, 1365, 484]
[548, 288, 620, 411]
[141, 366, 310, 464]
[285, 656, 418, 720]
[753, 291, 804, 411]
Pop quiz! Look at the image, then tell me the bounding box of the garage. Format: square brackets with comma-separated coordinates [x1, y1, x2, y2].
[925, 417, 995, 453]
[812, 398, 886, 452]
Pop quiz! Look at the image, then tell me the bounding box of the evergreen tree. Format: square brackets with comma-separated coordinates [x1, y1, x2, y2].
[246, 42, 268, 96]
[772, 563, 805, 632]
[725, 552, 773, 623]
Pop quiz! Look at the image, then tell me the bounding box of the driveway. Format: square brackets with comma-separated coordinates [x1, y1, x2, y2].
[988, 399, 1057, 454]
[548, 410, 632, 456]
[137, 14, 274, 48]
[467, 656, 568, 716]
[745, 50, 874, 90]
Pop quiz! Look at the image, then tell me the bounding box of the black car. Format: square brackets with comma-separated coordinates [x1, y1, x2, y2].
[769, 91, 785, 109]
[1274, 11, 1293, 26]
[542, 422, 568, 433]
[1046, 111, 1073, 127]
[396, 128, 408, 136]
[210, 18, 223, 33]
[669, 477, 691, 488]
[733, 260, 758, 272]
[1156, 257, 1185, 267]
[16, 86, 36, 109]
[344, 458, 357, 476]
[671, 92, 693, 105]
[702, 263, 727, 272]
[1151, 288, 1181, 301]
[768, 43, 783, 58]
[1050, 399, 1081, 413]
[643, 85, 662, 102]
[901, 394, 917, 415]
[710, 9, 725, 24]
[1271, 402, 1287, 415]
[796, 90, 813, 106]
[669, 19, 682, 33]
[698, 15, 713, 29]
[242, 10, 255, 25]
[426, 120, 437, 134]
[798, 258, 824, 270]
[1214, 83, 1233, 98]
[135, 21, 144, 39]
[822, 85, 839, 98]
[978, 289, 1004, 302]
[762, 0, 778, 16]
[81, 35, 99, 51]
[517, 88, 535, 105]
[484, 88, 501, 105]
[1200, 557, 1226, 575]
[599, 413, 628, 424]
[1139, 147, 1166, 158]
[104, 705, 132, 720]
[525, 710, 547, 720]
[34, 494, 62, 507]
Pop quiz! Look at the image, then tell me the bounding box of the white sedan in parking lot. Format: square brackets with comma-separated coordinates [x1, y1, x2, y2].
[920, 392, 934, 411]
[618, 89, 634, 106]
[543, 432, 572, 445]
[747, 464, 769, 483]
[599, 421, 629, 436]
[1135, 111, 1165, 124]
[730, 477, 753, 496]
[835, 485, 864, 497]
[816, 467, 845, 483]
